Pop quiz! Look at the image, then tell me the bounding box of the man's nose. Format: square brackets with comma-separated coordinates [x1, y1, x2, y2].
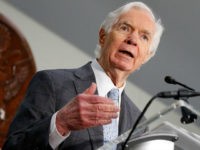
[124, 30, 138, 46]
[124, 35, 137, 46]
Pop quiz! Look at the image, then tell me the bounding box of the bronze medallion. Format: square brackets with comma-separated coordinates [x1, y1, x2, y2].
[0, 13, 36, 147]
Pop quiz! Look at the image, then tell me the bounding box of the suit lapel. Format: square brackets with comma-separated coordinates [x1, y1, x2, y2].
[119, 91, 130, 135]
[73, 62, 95, 94]
[73, 62, 104, 149]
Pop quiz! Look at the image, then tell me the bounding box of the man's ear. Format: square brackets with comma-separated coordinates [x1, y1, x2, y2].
[99, 28, 106, 46]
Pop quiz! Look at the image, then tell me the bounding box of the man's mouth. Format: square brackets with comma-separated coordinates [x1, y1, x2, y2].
[119, 50, 134, 58]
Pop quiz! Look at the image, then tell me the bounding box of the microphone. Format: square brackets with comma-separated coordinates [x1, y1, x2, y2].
[164, 76, 198, 124]
[122, 88, 199, 149]
[122, 77, 199, 149]
[157, 89, 200, 98]
[165, 76, 195, 91]
[165, 76, 176, 84]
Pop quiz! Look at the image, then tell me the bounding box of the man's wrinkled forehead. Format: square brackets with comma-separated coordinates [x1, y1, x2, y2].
[114, 7, 156, 34]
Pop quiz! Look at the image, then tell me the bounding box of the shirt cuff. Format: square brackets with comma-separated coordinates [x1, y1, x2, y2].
[49, 112, 70, 149]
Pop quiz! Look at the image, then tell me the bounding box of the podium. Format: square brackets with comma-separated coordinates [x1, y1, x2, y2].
[126, 130, 178, 150]
[98, 100, 200, 150]
[126, 121, 200, 150]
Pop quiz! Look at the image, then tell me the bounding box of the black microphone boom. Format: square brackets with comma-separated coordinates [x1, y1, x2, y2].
[163, 76, 198, 124]
[157, 89, 200, 98]
[165, 76, 195, 91]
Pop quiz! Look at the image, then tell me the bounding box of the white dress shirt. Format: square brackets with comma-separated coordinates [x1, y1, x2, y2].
[49, 59, 125, 149]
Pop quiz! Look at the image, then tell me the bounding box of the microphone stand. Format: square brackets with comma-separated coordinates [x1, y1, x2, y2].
[121, 88, 198, 149]
[165, 76, 198, 124]
[97, 99, 200, 150]
[175, 92, 197, 124]
[121, 94, 160, 150]
[97, 76, 199, 150]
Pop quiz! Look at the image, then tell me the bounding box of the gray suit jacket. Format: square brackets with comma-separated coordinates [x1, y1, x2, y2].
[3, 62, 142, 150]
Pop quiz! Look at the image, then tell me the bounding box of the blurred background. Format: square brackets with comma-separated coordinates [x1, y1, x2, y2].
[0, 0, 200, 147]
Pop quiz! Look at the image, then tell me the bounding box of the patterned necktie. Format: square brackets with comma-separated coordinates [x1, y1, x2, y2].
[103, 88, 119, 148]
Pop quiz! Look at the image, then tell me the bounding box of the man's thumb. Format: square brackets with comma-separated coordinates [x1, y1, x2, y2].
[83, 82, 97, 95]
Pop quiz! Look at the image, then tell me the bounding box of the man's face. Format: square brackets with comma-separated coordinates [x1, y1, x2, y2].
[98, 8, 156, 76]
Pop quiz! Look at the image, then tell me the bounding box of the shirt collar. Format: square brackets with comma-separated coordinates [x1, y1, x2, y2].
[91, 59, 125, 97]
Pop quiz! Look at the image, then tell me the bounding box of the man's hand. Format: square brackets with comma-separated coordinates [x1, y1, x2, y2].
[56, 83, 120, 136]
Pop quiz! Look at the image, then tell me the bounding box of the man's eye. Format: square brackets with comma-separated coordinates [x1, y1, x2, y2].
[141, 34, 149, 41]
[119, 24, 130, 32]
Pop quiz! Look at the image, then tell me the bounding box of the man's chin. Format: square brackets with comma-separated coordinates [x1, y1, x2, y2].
[116, 65, 135, 73]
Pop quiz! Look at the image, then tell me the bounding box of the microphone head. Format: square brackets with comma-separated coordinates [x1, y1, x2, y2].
[164, 76, 177, 84]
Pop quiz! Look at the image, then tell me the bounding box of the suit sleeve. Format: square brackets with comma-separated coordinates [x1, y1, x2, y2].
[3, 71, 57, 150]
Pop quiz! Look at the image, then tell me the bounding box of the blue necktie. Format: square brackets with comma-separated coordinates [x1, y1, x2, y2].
[103, 88, 119, 148]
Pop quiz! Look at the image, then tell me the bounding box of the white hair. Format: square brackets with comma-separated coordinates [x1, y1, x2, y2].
[95, 1, 164, 59]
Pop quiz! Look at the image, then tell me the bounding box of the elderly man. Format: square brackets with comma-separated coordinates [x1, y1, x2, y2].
[3, 1, 164, 150]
